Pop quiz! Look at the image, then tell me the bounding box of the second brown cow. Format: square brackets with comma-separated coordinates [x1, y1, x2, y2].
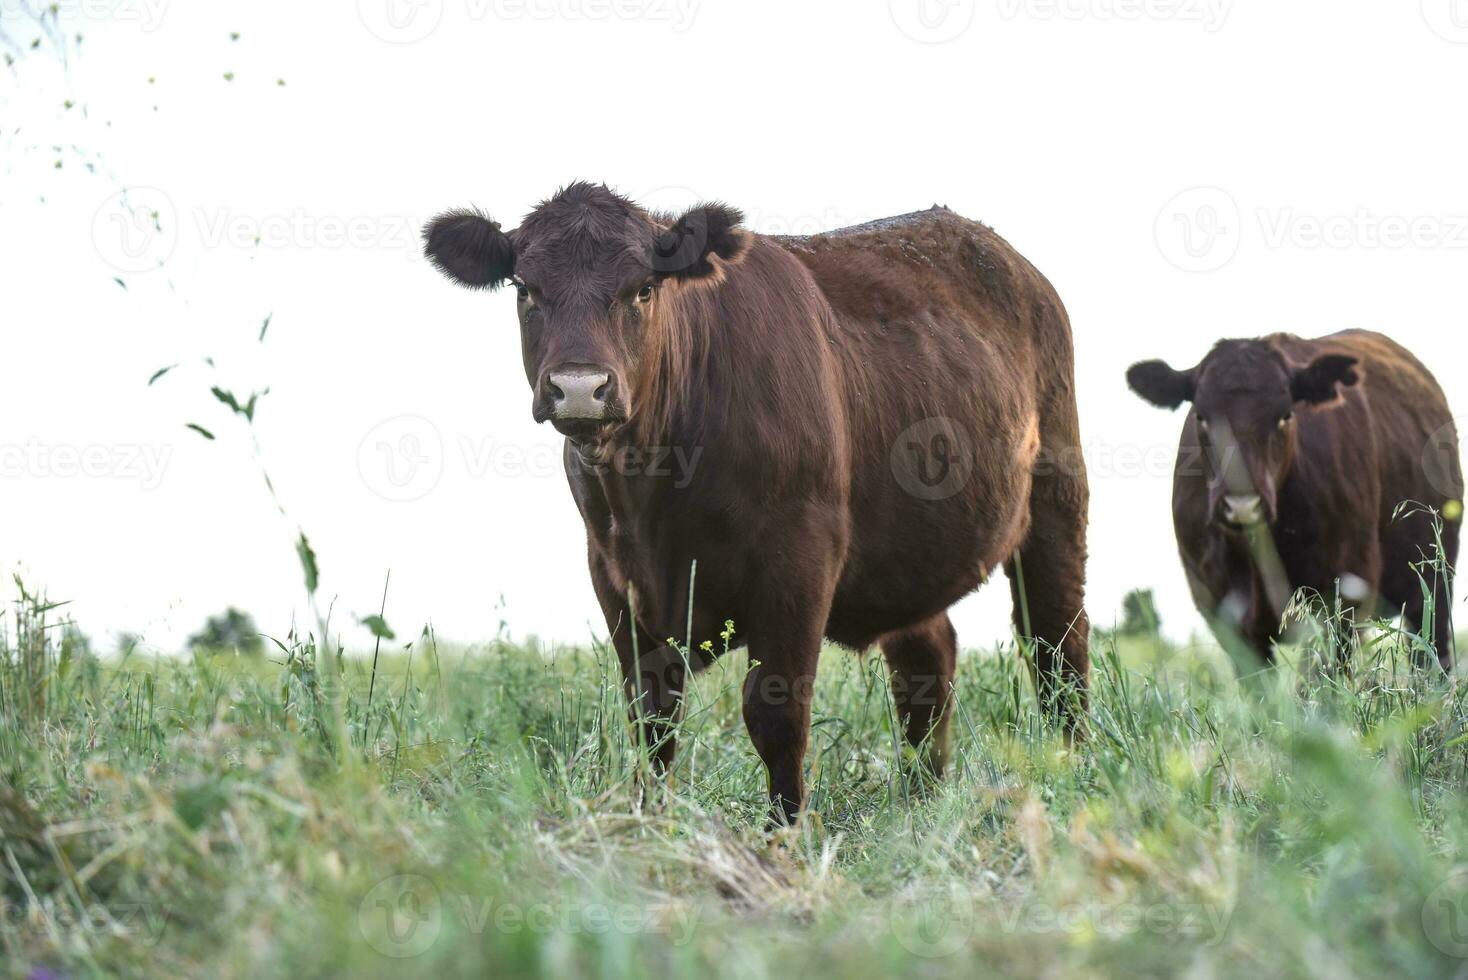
[1128, 330, 1462, 667]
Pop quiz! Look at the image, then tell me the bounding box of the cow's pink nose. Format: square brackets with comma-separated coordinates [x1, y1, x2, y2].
[1222, 494, 1264, 526]
[547, 369, 611, 419]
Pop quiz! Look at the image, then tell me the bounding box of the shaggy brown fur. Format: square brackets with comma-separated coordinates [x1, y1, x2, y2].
[1128, 330, 1462, 667]
[425, 183, 1091, 823]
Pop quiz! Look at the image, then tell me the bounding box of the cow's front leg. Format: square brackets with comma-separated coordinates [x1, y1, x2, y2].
[741, 534, 841, 827]
[742, 626, 821, 827]
[589, 557, 686, 773]
[620, 639, 689, 774]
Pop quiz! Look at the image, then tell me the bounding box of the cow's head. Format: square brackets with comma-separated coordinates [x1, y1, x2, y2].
[423, 182, 748, 443]
[1127, 340, 1360, 529]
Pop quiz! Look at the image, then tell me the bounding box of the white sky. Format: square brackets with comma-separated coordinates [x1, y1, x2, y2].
[3, 0, 1467, 655]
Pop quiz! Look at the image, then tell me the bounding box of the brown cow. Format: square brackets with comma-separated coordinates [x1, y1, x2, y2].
[1127, 330, 1462, 667]
[424, 182, 1091, 823]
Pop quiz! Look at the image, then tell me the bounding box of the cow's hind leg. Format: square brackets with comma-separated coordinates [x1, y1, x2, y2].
[1006, 452, 1091, 734]
[880, 612, 957, 778]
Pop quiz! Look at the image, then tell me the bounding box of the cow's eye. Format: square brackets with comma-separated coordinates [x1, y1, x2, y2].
[515, 282, 530, 302]
[1197, 416, 1210, 432]
[1278, 412, 1293, 429]
[636, 284, 654, 303]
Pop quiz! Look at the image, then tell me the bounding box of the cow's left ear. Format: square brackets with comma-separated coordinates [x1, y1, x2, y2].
[1127, 360, 1195, 410]
[648, 203, 749, 281]
[1292, 354, 1361, 405]
[423, 208, 516, 290]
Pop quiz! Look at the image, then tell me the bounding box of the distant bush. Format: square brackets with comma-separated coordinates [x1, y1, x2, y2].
[188, 608, 264, 657]
[1118, 588, 1162, 637]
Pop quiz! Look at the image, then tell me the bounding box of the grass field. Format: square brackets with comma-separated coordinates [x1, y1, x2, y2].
[5, 588, 1468, 978]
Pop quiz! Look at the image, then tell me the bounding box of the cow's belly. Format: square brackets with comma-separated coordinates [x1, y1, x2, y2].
[825, 422, 1037, 648]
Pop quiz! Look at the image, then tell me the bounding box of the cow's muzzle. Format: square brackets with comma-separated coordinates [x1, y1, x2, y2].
[1219, 494, 1266, 528]
[535, 366, 623, 438]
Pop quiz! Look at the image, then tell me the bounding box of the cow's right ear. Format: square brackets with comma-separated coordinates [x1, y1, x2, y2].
[1291, 354, 1360, 406]
[423, 208, 515, 290]
[648, 203, 749, 282]
[1127, 360, 1195, 409]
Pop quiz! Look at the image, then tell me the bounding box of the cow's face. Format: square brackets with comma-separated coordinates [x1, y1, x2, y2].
[1127, 341, 1360, 529]
[422, 183, 747, 444]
